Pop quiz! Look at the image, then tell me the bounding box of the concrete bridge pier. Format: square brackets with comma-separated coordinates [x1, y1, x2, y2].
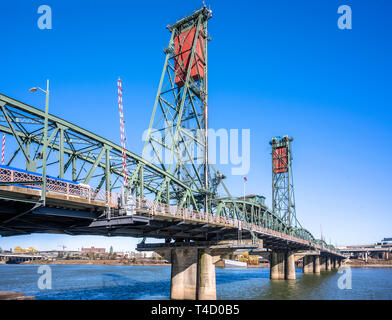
[320, 256, 326, 271]
[300, 251, 322, 275]
[270, 252, 280, 280]
[303, 255, 314, 274]
[303, 255, 320, 274]
[170, 248, 198, 300]
[270, 251, 286, 280]
[143, 240, 262, 300]
[169, 247, 222, 300]
[198, 249, 216, 300]
[326, 257, 332, 271]
[270, 251, 295, 280]
[286, 251, 296, 280]
[314, 256, 321, 274]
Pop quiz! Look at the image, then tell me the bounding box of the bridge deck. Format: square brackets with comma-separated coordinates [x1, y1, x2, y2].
[0, 167, 344, 258]
[0, 165, 118, 208]
[0, 185, 113, 211]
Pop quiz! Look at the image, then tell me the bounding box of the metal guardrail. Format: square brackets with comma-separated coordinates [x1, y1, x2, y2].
[132, 198, 342, 255]
[0, 166, 118, 207]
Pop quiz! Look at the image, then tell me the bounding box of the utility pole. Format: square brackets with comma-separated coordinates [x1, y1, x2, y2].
[29, 80, 50, 206]
[42, 79, 49, 206]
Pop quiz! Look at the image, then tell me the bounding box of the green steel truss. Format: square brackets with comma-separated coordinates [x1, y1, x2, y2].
[0, 93, 191, 201]
[0, 91, 331, 247]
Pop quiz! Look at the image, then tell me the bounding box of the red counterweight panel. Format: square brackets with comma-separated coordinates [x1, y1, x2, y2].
[273, 147, 288, 173]
[174, 26, 205, 87]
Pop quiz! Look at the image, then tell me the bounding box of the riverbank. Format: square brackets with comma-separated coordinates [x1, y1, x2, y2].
[19, 259, 170, 266]
[346, 259, 392, 268]
[0, 291, 35, 300]
[20, 260, 269, 267]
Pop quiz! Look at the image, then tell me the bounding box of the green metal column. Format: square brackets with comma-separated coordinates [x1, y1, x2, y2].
[139, 165, 144, 198]
[59, 127, 64, 178]
[25, 140, 31, 171]
[72, 156, 77, 181]
[105, 148, 111, 192]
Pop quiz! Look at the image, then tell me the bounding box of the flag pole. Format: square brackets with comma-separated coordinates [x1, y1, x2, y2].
[117, 78, 128, 185]
[243, 181, 245, 201]
[1, 133, 5, 165]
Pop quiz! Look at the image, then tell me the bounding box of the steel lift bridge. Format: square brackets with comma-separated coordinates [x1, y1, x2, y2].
[0, 7, 344, 299]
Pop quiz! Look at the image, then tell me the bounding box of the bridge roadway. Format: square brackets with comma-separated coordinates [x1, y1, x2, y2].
[0, 166, 342, 256]
[0, 166, 345, 299]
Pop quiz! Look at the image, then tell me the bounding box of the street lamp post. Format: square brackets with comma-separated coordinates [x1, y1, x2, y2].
[29, 79, 49, 206]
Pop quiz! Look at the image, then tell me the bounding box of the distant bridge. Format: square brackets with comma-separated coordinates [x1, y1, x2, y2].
[0, 253, 44, 264]
[338, 246, 391, 260]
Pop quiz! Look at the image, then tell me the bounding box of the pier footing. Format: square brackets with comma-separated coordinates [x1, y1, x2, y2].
[140, 240, 262, 300]
[270, 251, 295, 280]
[303, 255, 314, 274]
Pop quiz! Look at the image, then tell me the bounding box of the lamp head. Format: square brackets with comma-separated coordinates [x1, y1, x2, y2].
[29, 87, 38, 93]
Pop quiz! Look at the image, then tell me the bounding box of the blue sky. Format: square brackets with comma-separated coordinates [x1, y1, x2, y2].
[0, 0, 391, 251]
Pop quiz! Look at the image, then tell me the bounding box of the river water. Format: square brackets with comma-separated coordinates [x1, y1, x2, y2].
[0, 265, 391, 300]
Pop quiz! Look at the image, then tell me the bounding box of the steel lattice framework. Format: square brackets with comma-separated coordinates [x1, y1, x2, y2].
[0, 93, 190, 203]
[271, 136, 299, 234]
[142, 7, 212, 213]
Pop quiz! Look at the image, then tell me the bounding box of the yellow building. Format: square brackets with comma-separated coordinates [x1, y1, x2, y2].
[14, 246, 37, 254]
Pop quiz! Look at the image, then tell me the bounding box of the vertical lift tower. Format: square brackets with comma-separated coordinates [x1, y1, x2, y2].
[270, 136, 297, 235]
[142, 6, 212, 213]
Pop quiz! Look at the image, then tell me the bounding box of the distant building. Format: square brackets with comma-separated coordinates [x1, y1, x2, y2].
[38, 250, 82, 259]
[116, 252, 132, 259]
[81, 246, 106, 254]
[376, 238, 392, 247]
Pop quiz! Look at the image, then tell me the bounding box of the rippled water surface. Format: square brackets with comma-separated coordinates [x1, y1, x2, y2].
[0, 265, 391, 300]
